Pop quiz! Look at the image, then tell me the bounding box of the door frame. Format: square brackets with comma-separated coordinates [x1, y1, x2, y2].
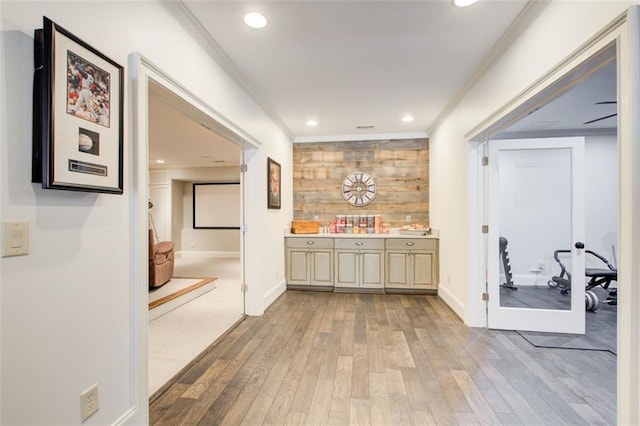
[129, 53, 260, 423]
[467, 33, 620, 329]
[467, 10, 640, 423]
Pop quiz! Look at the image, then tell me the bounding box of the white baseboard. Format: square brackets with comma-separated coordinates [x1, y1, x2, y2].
[511, 273, 552, 286]
[264, 279, 286, 310]
[113, 407, 136, 426]
[176, 250, 240, 259]
[437, 283, 465, 320]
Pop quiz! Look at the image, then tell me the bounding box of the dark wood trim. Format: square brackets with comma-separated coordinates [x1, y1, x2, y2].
[148, 277, 217, 310]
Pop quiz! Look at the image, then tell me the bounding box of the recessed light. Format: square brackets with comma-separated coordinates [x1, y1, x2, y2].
[453, 0, 478, 7]
[306, 120, 318, 127]
[155, 159, 165, 164]
[244, 12, 267, 29]
[401, 115, 414, 122]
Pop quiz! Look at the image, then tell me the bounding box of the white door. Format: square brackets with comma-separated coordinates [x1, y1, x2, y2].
[487, 137, 586, 333]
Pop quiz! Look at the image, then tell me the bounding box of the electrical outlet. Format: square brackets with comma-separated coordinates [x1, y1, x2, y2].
[80, 383, 99, 421]
[405, 215, 411, 223]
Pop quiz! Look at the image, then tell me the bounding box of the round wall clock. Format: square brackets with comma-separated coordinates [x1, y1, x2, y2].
[342, 171, 377, 206]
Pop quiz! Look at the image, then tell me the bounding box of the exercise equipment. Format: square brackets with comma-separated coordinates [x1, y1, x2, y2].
[585, 290, 599, 312]
[499, 237, 517, 290]
[548, 248, 618, 311]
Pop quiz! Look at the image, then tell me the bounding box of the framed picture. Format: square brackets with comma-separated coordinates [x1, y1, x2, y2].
[32, 17, 124, 194]
[267, 157, 281, 209]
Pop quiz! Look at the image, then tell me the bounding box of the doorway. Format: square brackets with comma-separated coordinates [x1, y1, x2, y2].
[130, 57, 257, 407]
[146, 81, 247, 397]
[469, 42, 618, 337]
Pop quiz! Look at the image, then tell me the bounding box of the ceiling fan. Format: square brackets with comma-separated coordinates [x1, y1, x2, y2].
[583, 101, 617, 125]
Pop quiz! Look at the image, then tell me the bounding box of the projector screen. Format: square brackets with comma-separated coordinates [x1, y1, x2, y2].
[193, 182, 240, 229]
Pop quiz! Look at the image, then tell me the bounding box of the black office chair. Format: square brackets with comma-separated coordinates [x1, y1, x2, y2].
[548, 249, 617, 311]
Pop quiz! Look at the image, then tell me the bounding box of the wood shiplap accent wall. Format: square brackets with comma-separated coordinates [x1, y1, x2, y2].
[293, 138, 429, 227]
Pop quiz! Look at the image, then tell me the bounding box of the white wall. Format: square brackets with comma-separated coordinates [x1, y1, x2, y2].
[0, 2, 292, 424]
[585, 134, 618, 264]
[0, 1, 5, 421]
[149, 182, 171, 241]
[429, 1, 631, 321]
[171, 179, 183, 250]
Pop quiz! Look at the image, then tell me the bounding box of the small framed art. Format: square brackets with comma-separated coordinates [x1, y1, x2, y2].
[267, 157, 281, 209]
[32, 17, 124, 194]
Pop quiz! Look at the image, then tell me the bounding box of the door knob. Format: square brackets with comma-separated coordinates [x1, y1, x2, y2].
[575, 242, 585, 249]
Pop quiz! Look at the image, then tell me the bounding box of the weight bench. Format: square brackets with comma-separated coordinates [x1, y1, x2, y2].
[548, 249, 618, 311]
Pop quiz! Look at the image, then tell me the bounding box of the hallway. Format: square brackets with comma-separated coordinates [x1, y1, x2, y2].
[150, 291, 615, 425]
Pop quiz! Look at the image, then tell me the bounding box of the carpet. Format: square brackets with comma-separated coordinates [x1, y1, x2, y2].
[148, 277, 217, 310]
[515, 287, 617, 354]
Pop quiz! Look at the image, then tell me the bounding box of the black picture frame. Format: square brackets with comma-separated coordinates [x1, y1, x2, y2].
[267, 157, 281, 209]
[192, 182, 241, 229]
[32, 17, 124, 194]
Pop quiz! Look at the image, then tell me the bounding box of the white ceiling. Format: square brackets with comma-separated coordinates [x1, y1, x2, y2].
[149, 81, 242, 168]
[149, 1, 617, 168]
[497, 58, 617, 138]
[180, 0, 530, 140]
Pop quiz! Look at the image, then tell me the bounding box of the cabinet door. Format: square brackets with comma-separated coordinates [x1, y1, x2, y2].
[310, 250, 333, 286]
[412, 251, 436, 289]
[335, 250, 358, 288]
[361, 250, 384, 288]
[386, 251, 409, 288]
[287, 249, 310, 285]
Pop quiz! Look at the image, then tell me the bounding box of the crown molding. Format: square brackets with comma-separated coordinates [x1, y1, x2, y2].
[160, 0, 294, 141]
[294, 132, 428, 143]
[427, 0, 551, 136]
[493, 127, 616, 140]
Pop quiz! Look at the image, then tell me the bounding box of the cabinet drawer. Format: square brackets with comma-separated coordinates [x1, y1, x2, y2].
[335, 238, 384, 250]
[286, 237, 334, 249]
[385, 238, 436, 250]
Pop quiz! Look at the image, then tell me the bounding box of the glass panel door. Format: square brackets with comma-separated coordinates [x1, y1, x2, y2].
[488, 137, 585, 333]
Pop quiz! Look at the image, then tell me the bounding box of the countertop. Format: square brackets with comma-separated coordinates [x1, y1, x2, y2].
[285, 228, 439, 239]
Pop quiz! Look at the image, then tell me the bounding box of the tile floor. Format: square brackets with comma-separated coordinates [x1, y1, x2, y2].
[148, 255, 243, 396]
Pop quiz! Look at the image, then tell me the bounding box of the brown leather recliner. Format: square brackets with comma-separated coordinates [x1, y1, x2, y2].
[149, 228, 175, 288]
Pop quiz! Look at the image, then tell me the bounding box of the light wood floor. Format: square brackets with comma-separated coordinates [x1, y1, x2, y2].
[150, 291, 616, 425]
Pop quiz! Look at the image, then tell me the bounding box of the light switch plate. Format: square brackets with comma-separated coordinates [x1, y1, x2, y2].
[2, 221, 29, 257]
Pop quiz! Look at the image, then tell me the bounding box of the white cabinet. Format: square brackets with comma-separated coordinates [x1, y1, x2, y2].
[334, 239, 385, 290]
[285, 235, 439, 293]
[385, 239, 438, 291]
[285, 237, 334, 287]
